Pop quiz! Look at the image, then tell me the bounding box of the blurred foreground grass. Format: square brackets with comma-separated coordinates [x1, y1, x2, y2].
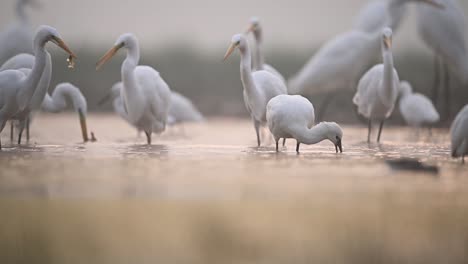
[1, 193, 468, 264]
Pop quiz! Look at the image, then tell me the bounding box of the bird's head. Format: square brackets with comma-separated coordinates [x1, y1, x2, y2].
[34, 25, 77, 58]
[245, 17, 262, 40]
[399, 81, 413, 97]
[320, 122, 343, 153]
[223, 34, 247, 61]
[96, 33, 138, 70]
[382, 27, 393, 50]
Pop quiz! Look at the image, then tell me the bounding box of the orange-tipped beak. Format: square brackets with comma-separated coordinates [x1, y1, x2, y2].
[423, 0, 444, 9]
[51, 36, 77, 58]
[384, 37, 392, 49]
[223, 43, 237, 61]
[96, 43, 123, 70]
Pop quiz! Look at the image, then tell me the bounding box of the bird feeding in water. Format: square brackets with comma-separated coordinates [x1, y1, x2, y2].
[353, 27, 399, 143]
[266, 94, 343, 153]
[450, 104, 468, 163]
[0, 25, 76, 149]
[96, 33, 171, 145]
[399, 81, 440, 131]
[223, 34, 287, 147]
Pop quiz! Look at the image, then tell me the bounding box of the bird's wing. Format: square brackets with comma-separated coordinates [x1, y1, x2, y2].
[405, 94, 440, 123]
[169, 91, 204, 123]
[0, 53, 34, 71]
[264, 64, 286, 87]
[353, 65, 382, 117]
[451, 105, 468, 156]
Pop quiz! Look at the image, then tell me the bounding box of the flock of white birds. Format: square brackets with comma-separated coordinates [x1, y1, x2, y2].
[0, 0, 467, 163]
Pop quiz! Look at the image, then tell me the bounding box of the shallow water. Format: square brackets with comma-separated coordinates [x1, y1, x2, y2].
[0, 114, 467, 263]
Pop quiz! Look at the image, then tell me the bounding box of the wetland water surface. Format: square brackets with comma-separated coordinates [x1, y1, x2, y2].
[0, 114, 467, 264]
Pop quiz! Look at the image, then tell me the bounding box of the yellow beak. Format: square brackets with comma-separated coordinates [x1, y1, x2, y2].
[223, 43, 237, 61]
[384, 37, 392, 49]
[51, 36, 77, 58]
[78, 108, 89, 142]
[96, 43, 123, 70]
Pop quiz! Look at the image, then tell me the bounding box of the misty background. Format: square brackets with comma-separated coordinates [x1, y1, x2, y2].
[1, 0, 468, 123]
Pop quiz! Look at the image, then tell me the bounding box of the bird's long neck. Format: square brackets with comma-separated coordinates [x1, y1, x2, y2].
[19, 38, 47, 110]
[293, 123, 329, 145]
[381, 49, 397, 105]
[253, 32, 264, 71]
[239, 45, 261, 100]
[30, 52, 52, 110]
[16, 0, 27, 23]
[121, 44, 146, 121]
[42, 83, 86, 113]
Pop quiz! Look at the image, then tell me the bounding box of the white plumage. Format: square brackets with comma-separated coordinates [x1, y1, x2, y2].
[223, 34, 287, 146]
[450, 105, 468, 163]
[96, 33, 171, 144]
[353, 28, 400, 142]
[399, 81, 440, 127]
[266, 94, 343, 153]
[354, 0, 408, 33]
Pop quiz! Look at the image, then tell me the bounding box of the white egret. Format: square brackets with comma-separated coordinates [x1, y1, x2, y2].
[96, 33, 171, 145]
[0, 25, 76, 149]
[450, 104, 468, 163]
[354, 0, 443, 33]
[416, 0, 467, 118]
[245, 17, 286, 85]
[1, 54, 89, 143]
[266, 94, 343, 153]
[399, 81, 440, 129]
[353, 28, 399, 143]
[223, 34, 287, 146]
[0, 0, 38, 65]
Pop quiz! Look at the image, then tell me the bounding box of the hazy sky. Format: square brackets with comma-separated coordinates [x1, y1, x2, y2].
[1, 0, 468, 53]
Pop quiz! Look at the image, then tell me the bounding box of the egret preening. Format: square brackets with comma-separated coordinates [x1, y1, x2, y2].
[0, 25, 76, 149]
[353, 28, 399, 143]
[354, 0, 444, 34]
[245, 17, 286, 85]
[416, 0, 467, 119]
[399, 81, 440, 129]
[0, 0, 39, 65]
[96, 33, 171, 145]
[223, 34, 287, 147]
[450, 105, 468, 163]
[266, 94, 343, 153]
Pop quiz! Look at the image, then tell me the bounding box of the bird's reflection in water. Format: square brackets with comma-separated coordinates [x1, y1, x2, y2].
[122, 144, 169, 158]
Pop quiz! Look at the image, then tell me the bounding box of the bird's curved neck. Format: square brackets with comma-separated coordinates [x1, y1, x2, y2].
[294, 123, 329, 145]
[239, 45, 260, 99]
[121, 45, 141, 94]
[381, 49, 397, 104]
[30, 52, 52, 109]
[42, 84, 83, 112]
[20, 39, 48, 109]
[253, 34, 264, 71]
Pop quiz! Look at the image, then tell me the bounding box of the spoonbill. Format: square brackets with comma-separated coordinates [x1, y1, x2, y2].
[0, 0, 38, 65]
[0, 25, 75, 149]
[451, 104, 468, 163]
[223, 34, 287, 147]
[1, 54, 89, 143]
[96, 33, 171, 145]
[245, 17, 286, 85]
[266, 94, 343, 153]
[354, 0, 443, 33]
[399, 81, 440, 129]
[416, 0, 467, 119]
[353, 28, 399, 143]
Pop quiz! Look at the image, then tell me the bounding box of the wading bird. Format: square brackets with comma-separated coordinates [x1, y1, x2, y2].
[450, 104, 468, 163]
[353, 28, 399, 143]
[245, 17, 286, 85]
[0, 0, 38, 65]
[266, 94, 343, 153]
[223, 34, 287, 147]
[96, 33, 171, 145]
[416, 0, 467, 119]
[0, 25, 75, 149]
[399, 81, 440, 129]
[1, 54, 89, 143]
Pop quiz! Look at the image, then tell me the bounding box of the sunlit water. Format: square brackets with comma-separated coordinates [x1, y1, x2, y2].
[0, 114, 467, 264]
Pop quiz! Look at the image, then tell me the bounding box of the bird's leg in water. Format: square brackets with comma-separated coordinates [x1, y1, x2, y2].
[317, 94, 333, 122]
[275, 139, 279, 152]
[443, 64, 451, 121]
[296, 141, 300, 153]
[10, 121, 14, 142]
[17, 126, 24, 145]
[282, 138, 286, 147]
[26, 117, 30, 142]
[145, 131, 152, 145]
[432, 55, 440, 105]
[253, 119, 261, 147]
[367, 120, 372, 143]
[377, 121, 385, 143]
